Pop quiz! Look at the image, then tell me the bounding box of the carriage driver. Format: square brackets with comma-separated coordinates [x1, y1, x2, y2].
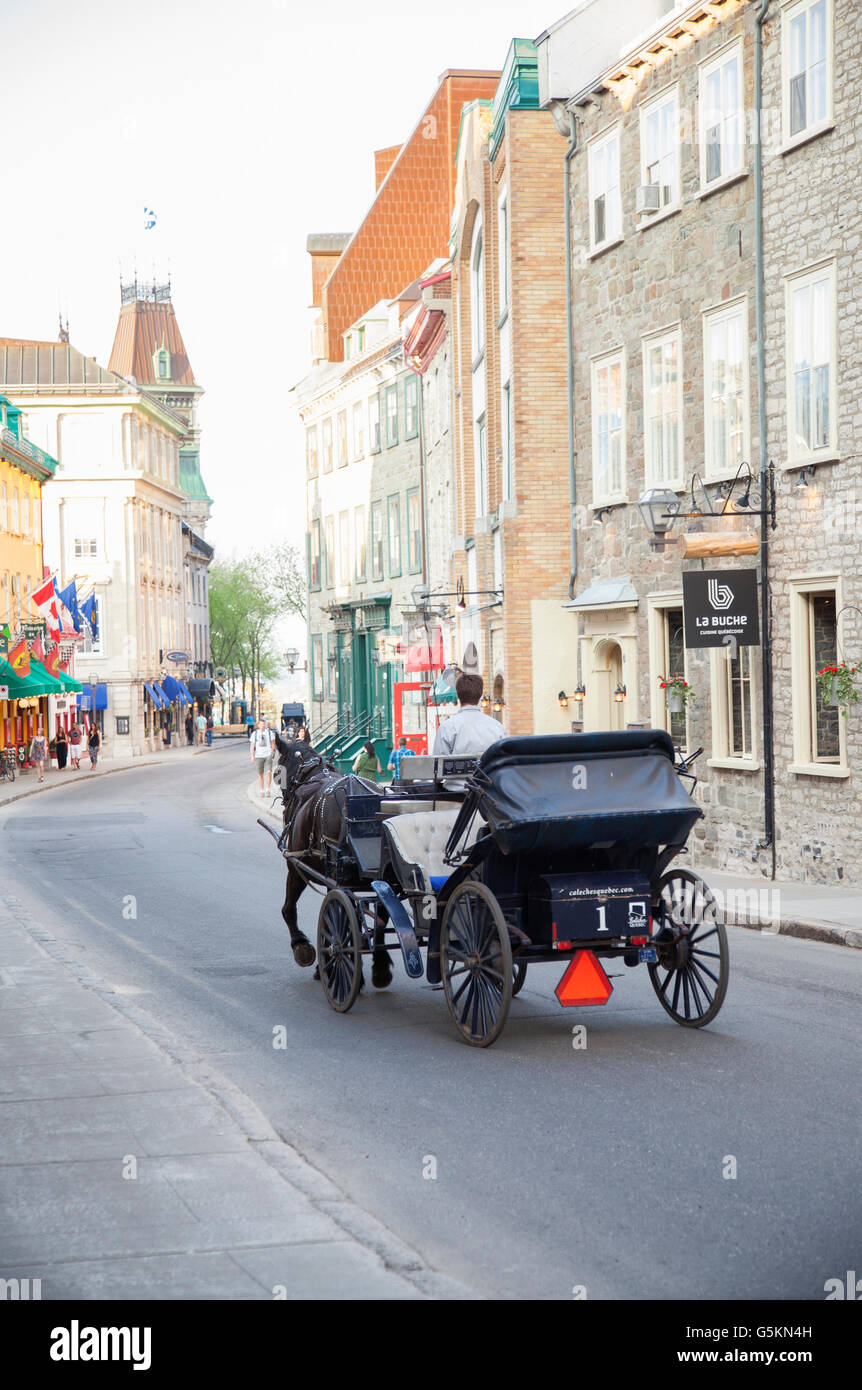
[432, 673, 503, 757]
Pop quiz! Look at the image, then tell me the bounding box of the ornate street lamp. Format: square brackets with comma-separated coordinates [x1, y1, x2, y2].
[637, 487, 681, 547]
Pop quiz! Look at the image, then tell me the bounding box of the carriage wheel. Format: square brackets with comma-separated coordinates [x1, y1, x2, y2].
[317, 890, 362, 1014]
[648, 869, 729, 1028]
[512, 960, 528, 997]
[441, 882, 513, 1047]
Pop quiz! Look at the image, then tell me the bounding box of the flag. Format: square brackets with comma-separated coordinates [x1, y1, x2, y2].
[57, 580, 81, 635]
[53, 580, 78, 639]
[8, 637, 30, 678]
[44, 645, 61, 676]
[144, 207, 157, 230]
[80, 594, 99, 642]
[32, 636, 45, 663]
[32, 576, 60, 635]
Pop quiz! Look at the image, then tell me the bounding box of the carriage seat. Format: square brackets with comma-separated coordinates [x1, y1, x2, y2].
[381, 807, 485, 895]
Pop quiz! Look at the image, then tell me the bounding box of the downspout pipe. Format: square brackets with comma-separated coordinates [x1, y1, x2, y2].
[562, 108, 578, 600]
[755, 0, 776, 879]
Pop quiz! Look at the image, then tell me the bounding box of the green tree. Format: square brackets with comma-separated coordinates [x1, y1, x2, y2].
[209, 544, 305, 718]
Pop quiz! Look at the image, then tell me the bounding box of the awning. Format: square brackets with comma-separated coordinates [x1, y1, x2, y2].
[213, 682, 228, 700]
[178, 680, 193, 703]
[27, 658, 66, 696]
[80, 682, 108, 711]
[56, 671, 84, 693]
[563, 578, 639, 612]
[144, 681, 164, 708]
[160, 675, 188, 704]
[151, 681, 170, 708]
[0, 658, 53, 699]
[186, 677, 216, 700]
[428, 674, 457, 705]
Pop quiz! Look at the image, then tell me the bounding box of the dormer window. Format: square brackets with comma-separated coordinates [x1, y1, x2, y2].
[153, 347, 171, 381]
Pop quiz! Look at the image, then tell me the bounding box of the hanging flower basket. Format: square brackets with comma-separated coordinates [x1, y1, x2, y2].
[817, 663, 859, 717]
[659, 675, 695, 715]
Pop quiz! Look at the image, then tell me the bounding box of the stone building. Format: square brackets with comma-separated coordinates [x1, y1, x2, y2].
[448, 41, 571, 735]
[535, 0, 862, 883]
[0, 336, 188, 758]
[297, 297, 425, 760]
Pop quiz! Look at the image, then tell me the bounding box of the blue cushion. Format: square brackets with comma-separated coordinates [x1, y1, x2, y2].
[429, 874, 450, 892]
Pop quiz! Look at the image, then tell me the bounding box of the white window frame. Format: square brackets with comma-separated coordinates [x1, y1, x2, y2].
[501, 380, 513, 503]
[789, 575, 848, 776]
[351, 400, 364, 460]
[497, 188, 509, 314]
[591, 347, 626, 506]
[708, 645, 759, 770]
[588, 125, 622, 254]
[698, 40, 745, 190]
[784, 258, 838, 468]
[781, 0, 833, 149]
[639, 84, 680, 219]
[642, 324, 683, 490]
[702, 295, 751, 481]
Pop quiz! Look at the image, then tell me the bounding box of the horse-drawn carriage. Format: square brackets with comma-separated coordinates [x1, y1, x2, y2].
[260, 729, 728, 1047]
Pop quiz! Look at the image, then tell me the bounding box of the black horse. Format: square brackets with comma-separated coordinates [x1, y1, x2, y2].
[273, 731, 393, 987]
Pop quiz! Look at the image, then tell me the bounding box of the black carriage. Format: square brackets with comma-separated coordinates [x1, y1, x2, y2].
[263, 730, 728, 1047]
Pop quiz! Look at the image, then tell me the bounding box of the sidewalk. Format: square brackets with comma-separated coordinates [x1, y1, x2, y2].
[0, 897, 470, 1300]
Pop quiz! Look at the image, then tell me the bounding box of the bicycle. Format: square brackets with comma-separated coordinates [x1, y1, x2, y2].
[0, 750, 16, 784]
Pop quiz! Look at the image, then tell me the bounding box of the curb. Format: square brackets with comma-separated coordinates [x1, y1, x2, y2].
[730, 913, 862, 950]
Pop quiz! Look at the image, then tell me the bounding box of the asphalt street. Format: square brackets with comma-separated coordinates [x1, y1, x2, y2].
[2, 741, 860, 1300]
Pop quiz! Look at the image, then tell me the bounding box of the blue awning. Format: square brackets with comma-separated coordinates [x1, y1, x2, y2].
[144, 681, 163, 708]
[178, 680, 193, 703]
[161, 675, 187, 704]
[152, 681, 171, 707]
[80, 682, 108, 711]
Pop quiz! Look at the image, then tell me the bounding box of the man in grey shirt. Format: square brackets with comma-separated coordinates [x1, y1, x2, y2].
[432, 674, 504, 756]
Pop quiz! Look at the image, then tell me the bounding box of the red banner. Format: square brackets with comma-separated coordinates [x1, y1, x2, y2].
[8, 638, 30, 678]
[405, 624, 443, 673]
[44, 645, 61, 676]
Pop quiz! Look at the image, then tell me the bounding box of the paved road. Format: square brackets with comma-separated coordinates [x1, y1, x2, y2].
[3, 743, 859, 1300]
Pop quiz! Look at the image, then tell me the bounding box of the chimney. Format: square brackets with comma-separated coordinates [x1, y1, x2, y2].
[306, 233, 352, 309]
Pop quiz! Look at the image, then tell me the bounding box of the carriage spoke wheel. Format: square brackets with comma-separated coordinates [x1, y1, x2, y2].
[317, 890, 362, 1014]
[648, 869, 729, 1028]
[441, 882, 513, 1047]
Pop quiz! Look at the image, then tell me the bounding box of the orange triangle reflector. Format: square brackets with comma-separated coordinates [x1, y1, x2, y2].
[555, 951, 613, 1007]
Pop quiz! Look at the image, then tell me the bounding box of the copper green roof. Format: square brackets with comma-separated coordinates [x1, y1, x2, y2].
[179, 448, 212, 504]
[489, 39, 540, 159]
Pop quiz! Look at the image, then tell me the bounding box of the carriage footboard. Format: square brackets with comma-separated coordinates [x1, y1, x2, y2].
[371, 882, 424, 978]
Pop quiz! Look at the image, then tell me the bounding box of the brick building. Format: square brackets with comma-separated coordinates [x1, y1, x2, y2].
[536, 0, 862, 883]
[448, 41, 571, 735]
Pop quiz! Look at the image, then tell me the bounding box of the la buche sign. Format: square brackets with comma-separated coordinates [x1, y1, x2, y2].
[165, 650, 189, 663]
[683, 569, 760, 649]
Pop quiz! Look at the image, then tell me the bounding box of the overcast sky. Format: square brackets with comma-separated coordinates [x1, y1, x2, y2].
[2, 0, 558, 575]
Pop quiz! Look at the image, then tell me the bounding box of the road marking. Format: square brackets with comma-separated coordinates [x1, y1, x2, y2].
[203, 825, 231, 834]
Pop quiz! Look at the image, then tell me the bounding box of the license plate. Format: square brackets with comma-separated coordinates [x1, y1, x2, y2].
[638, 947, 658, 963]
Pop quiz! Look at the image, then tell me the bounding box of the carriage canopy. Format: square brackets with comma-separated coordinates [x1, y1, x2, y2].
[470, 730, 702, 854]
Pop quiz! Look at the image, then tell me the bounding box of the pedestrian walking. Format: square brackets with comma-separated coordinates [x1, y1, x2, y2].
[87, 722, 101, 770]
[352, 739, 382, 782]
[29, 727, 48, 783]
[205, 713, 213, 747]
[185, 711, 194, 746]
[250, 717, 274, 796]
[69, 722, 82, 770]
[55, 725, 68, 771]
[196, 711, 206, 746]
[387, 736, 416, 781]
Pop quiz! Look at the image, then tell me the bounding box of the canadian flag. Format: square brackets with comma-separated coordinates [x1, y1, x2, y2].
[32, 576, 61, 637]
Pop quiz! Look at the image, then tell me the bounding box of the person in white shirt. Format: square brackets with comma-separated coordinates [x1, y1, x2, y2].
[432, 674, 504, 758]
[250, 717, 275, 795]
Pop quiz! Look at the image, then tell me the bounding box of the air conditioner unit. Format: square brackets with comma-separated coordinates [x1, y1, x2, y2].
[636, 184, 662, 215]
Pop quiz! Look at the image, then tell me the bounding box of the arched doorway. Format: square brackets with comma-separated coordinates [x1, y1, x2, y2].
[592, 639, 624, 731]
[492, 673, 505, 725]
